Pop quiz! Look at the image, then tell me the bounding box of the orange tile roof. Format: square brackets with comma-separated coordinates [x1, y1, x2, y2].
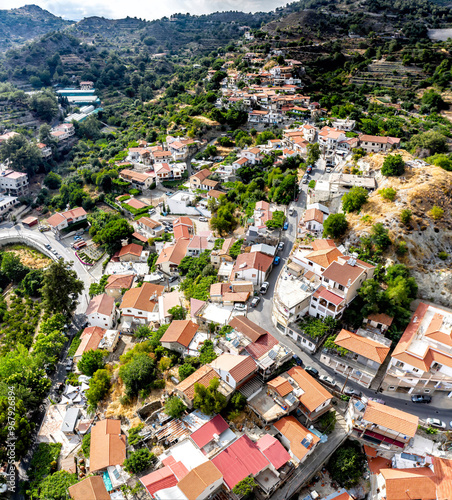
[273, 416, 320, 462]
[380, 467, 436, 500]
[305, 247, 343, 268]
[287, 366, 332, 412]
[363, 400, 418, 437]
[68, 476, 110, 500]
[233, 251, 273, 274]
[176, 365, 219, 399]
[118, 243, 143, 257]
[86, 294, 115, 317]
[424, 312, 452, 347]
[367, 312, 394, 327]
[210, 353, 256, 383]
[106, 274, 134, 290]
[46, 212, 67, 227]
[322, 260, 369, 287]
[177, 461, 223, 500]
[75, 327, 106, 358]
[334, 329, 390, 364]
[268, 376, 294, 397]
[120, 282, 165, 312]
[156, 239, 190, 266]
[138, 217, 162, 229]
[229, 315, 267, 342]
[433, 457, 452, 500]
[191, 169, 212, 182]
[126, 198, 147, 210]
[311, 239, 336, 250]
[89, 419, 126, 472]
[364, 444, 377, 457]
[304, 208, 325, 224]
[160, 320, 199, 347]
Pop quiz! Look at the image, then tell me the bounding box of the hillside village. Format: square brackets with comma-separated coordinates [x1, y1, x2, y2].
[0, 1, 452, 500]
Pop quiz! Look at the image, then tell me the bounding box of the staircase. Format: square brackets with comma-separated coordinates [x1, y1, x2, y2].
[239, 376, 263, 400]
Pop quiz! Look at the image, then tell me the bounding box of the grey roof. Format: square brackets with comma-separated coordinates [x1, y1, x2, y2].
[61, 408, 80, 434]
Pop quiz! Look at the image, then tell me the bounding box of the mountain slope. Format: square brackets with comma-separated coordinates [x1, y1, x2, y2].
[0, 4, 72, 52]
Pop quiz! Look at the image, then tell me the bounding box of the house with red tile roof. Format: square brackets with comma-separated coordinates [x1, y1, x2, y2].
[85, 294, 116, 329]
[46, 207, 87, 232]
[190, 169, 212, 190]
[177, 461, 224, 500]
[382, 302, 452, 394]
[210, 353, 257, 390]
[273, 416, 320, 463]
[89, 419, 126, 473]
[68, 476, 110, 500]
[160, 320, 200, 355]
[118, 243, 148, 262]
[104, 274, 135, 300]
[119, 282, 165, 325]
[232, 251, 273, 286]
[364, 312, 394, 333]
[212, 434, 269, 490]
[136, 217, 164, 238]
[346, 399, 419, 451]
[320, 328, 391, 388]
[155, 239, 190, 275]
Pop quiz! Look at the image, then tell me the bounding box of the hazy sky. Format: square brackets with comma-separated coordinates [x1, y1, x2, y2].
[0, 0, 288, 21]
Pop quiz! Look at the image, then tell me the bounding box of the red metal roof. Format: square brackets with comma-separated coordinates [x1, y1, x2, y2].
[140, 461, 188, 497]
[211, 435, 269, 489]
[256, 434, 291, 470]
[245, 333, 279, 359]
[190, 415, 229, 449]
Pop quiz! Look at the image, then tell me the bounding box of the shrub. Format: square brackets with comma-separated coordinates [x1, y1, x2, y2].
[342, 186, 369, 213]
[400, 208, 412, 225]
[81, 433, 90, 457]
[164, 396, 187, 419]
[396, 240, 408, 256]
[158, 356, 172, 371]
[381, 154, 405, 177]
[429, 206, 444, 220]
[327, 440, 365, 488]
[323, 213, 348, 238]
[233, 477, 256, 496]
[379, 187, 397, 201]
[438, 251, 448, 260]
[179, 363, 196, 380]
[123, 448, 155, 474]
[128, 424, 144, 447]
[78, 349, 106, 376]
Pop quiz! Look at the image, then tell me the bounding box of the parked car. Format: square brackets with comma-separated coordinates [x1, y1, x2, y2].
[148, 209, 156, 215]
[65, 358, 73, 372]
[288, 208, 295, 216]
[325, 167, 332, 173]
[305, 366, 319, 378]
[292, 354, 304, 367]
[199, 217, 208, 222]
[283, 221, 289, 230]
[411, 394, 432, 404]
[274, 256, 281, 266]
[250, 296, 261, 308]
[169, 276, 178, 283]
[319, 374, 337, 389]
[306, 165, 312, 174]
[344, 387, 362, 398]
[260, 282, 269, 294]
[234, 303, 247, 311]
[295, 196, 299, 201]
[278, 242, 285, 251]
[302, 176, 308, 184]
[426, 418, 446, 429]
[165, 191, 173, 197]
[55, 382, 65, 394]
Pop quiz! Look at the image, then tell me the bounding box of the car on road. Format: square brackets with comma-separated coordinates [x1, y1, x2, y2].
[274, 256, 281, 266]
[325, 167, 332, 173]
[306, 165, 312, 174]
[301, 176, 309, 184]
[426, 418, 446, 429]
[169, 276, 178, 283]
[234, 303, 247, 311]
[319, 374, 337, 389]
[199, 217, 208, 222]
[305, 366, 319, 378]
[165, 191, 173, 197]
[260, 282, 269, 294]
[278, 242, 285, 252]
[148, 209, 156, 215]
[250, 296, 261, 308]
[164, 228, 172, 233]
[292, 354, 304, 367]
[283, 221, 289, 230]
[411, 394, 432, 404]
[344, 387, 363, 398]
[65, 358, 73, 372]
[288, 208, 294, 216]
[295, 196, 299, 201]
[45, 244, 51, 250]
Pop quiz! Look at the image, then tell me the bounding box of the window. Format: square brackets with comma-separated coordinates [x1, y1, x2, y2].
[302, 338, 306, 343]
[312, 297, 318, 302]
[412, 368, 419, 373]
[424, 389, 431, 393]
[338, 284, 344, 291]
[309, 261, 313, 266]
[388, 386, 396, 391]
[324, 278, 329, 283]
[226, 374, 230, 382]
[395, 361, 404, 368]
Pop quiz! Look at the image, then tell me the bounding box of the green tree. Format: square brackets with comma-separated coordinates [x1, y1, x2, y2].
[135, 325, 152, 339]
[179, 363, 196, 380]
[193, 377, 227, 415]
[164, 396, 187, 418]
[86, 369, 111, 411]
[32, 329, 67, 368]
[199, 340, 217, 364]
[378, 187, 397, 201]
[123, 448, 154, 474]
[265, 210, 285, 229]
[323, 213, 348, 238]
[82, 433, 90, 457]
[371, 223, 391, 251]
[426, 153, 452, 172]
[381, 154, 405, 177]
[35, 471, 77, 500]
[255, 130, 276, 145]
[421, 90, 446, 113]
[342, 187, 369, 213]
[306, 142, 321, 166]
[119, 353, 155, 398]
[77, 350, 106, 376]
[29, 91, 59, 122]
[1, 252, 29, 283]
[327, 441, 365, 488]
[43, 172, 62, 190]
[210, 200, 238, 236]
[0, 397, 34, 461]
[168, 305, 187, 320]
[233, 477, 257, 496]
[95, 219, 134, 254]
[22, 269, 44, 297]
[228, 240, 242, 259]
[409, 131, 448, 155]
[0, 134, 41, 175]
[41, 260, 84, 317]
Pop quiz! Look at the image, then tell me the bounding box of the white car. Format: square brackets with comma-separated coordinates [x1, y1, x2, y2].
[319, 375, 337, 389]
[234, 303, 247, 311]
[278, 242, 284, 251]
[288, 208, 294, 216]
[199, 217, 208, 222]
[325, 167, 332, 173]
[260, 282, 269, 294]
[426, 418, 446, 429]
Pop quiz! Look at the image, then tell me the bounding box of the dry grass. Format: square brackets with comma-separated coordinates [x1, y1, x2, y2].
[193, 115, 219, 126]
[3, 245, 51, 269]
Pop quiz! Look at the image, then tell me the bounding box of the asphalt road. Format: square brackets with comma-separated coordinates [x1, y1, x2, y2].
[247, 159, 452, 425]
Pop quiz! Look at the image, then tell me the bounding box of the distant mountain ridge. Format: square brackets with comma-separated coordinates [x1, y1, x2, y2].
[0, 4, 73, 52]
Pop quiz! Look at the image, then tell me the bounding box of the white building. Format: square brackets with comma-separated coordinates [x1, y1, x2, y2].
[0, 168, 28, 196]
[86, 294, 117, 329]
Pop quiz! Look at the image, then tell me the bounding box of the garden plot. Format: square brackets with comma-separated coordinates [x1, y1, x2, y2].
[77, 244, 105, 265]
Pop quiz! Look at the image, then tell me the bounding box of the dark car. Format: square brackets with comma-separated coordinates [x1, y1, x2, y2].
[292, 355, 304, 367]
[411, 394, 432, 404]
[344, 387, 363, 398]
[169, 276, 178, 283]
[305, 366, 319, 378]
[306, 165, 313, 174]
[55, 382, 65, 394]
